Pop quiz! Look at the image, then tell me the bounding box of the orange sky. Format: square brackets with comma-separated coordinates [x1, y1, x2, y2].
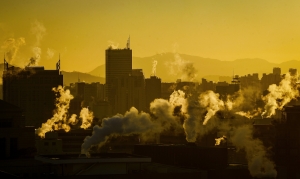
[1, 0, 300, 72]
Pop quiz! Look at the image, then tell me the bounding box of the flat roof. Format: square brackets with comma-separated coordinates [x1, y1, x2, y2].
[35, 153, 151, 164]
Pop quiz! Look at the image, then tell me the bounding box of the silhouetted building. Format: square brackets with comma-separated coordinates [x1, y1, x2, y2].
[145, 76, 161, 112]
[175, 79, 196, 91]
[105, 40, 132, 109]
[239, 73, 260, 89]
[216, 75, 240, 96]
[273, 67, 281, 75]
[114, 69, 146, 114]
[74, 82, 85, 98]
[261, 68, 282, 91]
[161, 82, 176, 100]
[275, 105, 300, 176]
[2, 59, 63, 127]
[200, 78, 216, 92]
[0, 100, 35, 158]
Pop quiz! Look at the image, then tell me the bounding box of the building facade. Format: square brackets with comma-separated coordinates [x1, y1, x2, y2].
[105, 47, 132, 109]
[145, 76, 161, 112]
[2, 60, 63, 127]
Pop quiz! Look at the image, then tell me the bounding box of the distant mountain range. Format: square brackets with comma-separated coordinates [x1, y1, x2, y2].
[89, 53, 300, 82]
[1, 53, 300, 84]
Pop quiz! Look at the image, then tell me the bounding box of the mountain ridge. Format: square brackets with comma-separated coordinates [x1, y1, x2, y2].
[88, 53, 300, 82]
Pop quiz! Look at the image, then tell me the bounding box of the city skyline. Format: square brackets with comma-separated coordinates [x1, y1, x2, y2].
[1, 1, 300, 177]
[1, 0, 300, 73]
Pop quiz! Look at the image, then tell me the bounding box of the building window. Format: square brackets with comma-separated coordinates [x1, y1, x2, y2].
[44, 142, 49, 146]
[52, 142, 56, 146]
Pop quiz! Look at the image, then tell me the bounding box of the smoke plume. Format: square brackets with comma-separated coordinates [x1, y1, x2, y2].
[80, 108, 94, 129]
[166, 53, 197, 81]
[199, 91, 225, 125]
[262, 72, 300, 118]
[36, 86, 95, 138]
[35, 86, 76, 138]
[81, 107, 157, 157]
[215, 135, 226, 146]
[107, 41, 119, 49]
[152, 60, 158, 76]
[81, 90, 187, 156]
[230, 125, 277, 178]
[29, 20, 46, 66]
[47, 48, 55, 59]
[1, 37, 26, 64]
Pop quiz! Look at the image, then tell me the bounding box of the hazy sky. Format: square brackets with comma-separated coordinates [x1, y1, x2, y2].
[1, 0, 300, 72]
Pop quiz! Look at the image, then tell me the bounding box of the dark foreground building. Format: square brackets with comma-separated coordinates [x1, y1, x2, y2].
[0, 100, 35, 158]
[2, 60, 63, 127]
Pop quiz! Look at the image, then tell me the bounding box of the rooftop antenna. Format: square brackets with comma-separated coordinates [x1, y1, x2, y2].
[126, 36, 130, 49]
[56, 53, 61, 71]
[231, 68, 240, 84]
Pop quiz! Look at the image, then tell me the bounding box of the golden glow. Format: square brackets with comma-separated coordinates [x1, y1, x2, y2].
[1, 0, 300, 72]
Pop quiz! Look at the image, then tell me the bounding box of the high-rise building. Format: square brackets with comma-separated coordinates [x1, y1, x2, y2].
[2, 59, 63, 127]
[105, 39, 132, 107]
[273, 67, 281, 75]
[145, 76, 161, 112]
[114, 69, 146, 114]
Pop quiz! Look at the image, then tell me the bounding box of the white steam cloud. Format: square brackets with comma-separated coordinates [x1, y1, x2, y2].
[35, 86, 75, 138]
[152, 60, 158, 76]
[1, 37, 26, 64]
[107, 41, 119, 49]
[81, 90, 186, 156]
[36, 86, 94, 138]
[29, 20, 46, 66]
[230, 125, 277, 178]
[47, 48, 55, 59]
[74, 71, 300, 178]
[215, 135, 226, 146]
[262, 72, 299, 118]
[166, 53, 197, 81]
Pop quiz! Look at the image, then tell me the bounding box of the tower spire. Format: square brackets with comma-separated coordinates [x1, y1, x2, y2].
[126, 36, 130, 49]
[56, 53, 60, 71]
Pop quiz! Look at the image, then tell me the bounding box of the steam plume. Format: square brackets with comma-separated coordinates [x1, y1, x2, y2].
[152, 60, 158, 76]
[47, 48, 55, 59]
[36, 86, 96, 138]
[107, 41, 119, 49]
[166, 53, 197, 81]
[29, 20, 46, 66]
[262, 72, 299, 118]
[81, 107, 157, 157]
[215, 135, 226, 146]
[81, 90, 187, 156]
[199, 91, 225, 125]
[1, 37, 26, 64]
[230, 125, 277, 178]
[80, 108, 94, 129]
[35, 86, 76, 138]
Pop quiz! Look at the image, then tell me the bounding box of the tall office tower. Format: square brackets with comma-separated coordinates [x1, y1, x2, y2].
[2, 59, 63, 127]
[114, 69, 146, 114]
[145, 76, 161, 112]
[273, 67, 281, 75]
[105, 38, 132, 110]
